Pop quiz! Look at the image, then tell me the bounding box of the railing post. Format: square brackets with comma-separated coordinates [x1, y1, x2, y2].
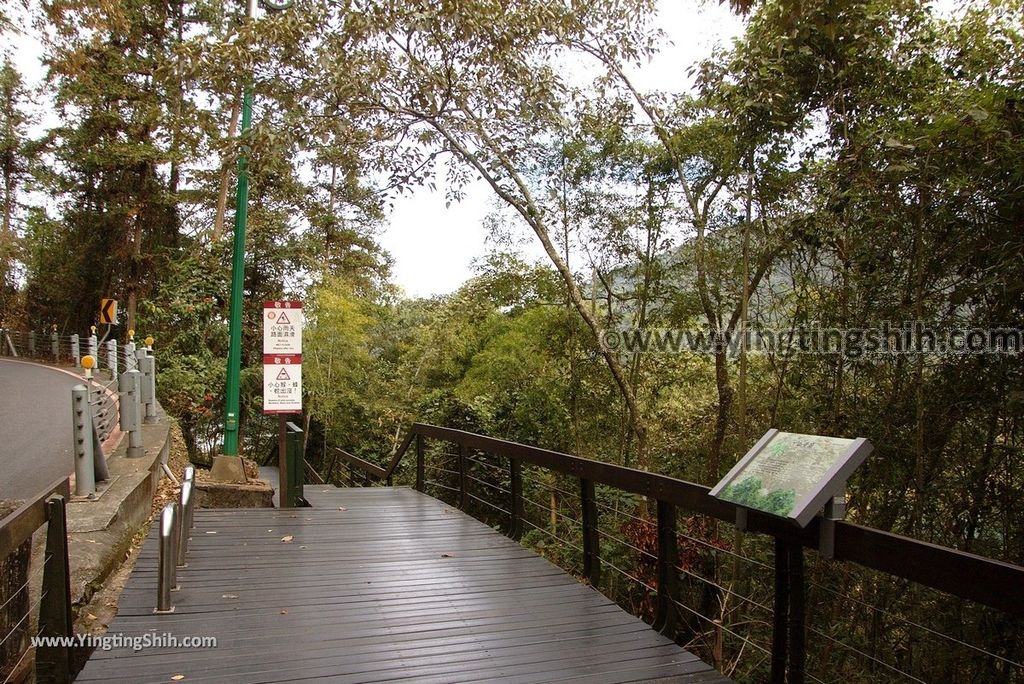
[155, 504, 176, 613]
[457, 443, 468, 510]
[509, 458, 523, 541]
[415, 433, 425, 492]
[118, 369, 144, 457]
[653, 500, 680, 637]
[70, 334, 80, 366]
[771, 538, 790, 684]
[72, 385, 96, 497]
[580, 478, 600, 586]
[28, 331, 35, 356]
[51, 330, 59, 360]
[37, 495, 72, 683]
[87, 329, 97, 362]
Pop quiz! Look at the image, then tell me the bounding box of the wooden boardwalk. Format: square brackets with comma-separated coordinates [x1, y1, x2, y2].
[77, 487, 728, 683]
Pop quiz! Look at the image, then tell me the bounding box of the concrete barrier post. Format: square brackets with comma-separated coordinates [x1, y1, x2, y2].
[124, 341, 136, 371]
[71, 334, 80, 366]
[107, 339, 118, 376]
[138, 351, 157, 424]
[118, 369, 144, 458]
[72, 385, 96, 497]
[28, 331, 35, 355]
[51, 331, 59, 359]
[88, 330, 98, 361]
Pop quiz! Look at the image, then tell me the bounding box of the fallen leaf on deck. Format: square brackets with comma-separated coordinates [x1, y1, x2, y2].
[281, 535, 294, 543]
[441, 553, 454, 558]
[338, 507, 347, 511]
[222, 593, 239, 599]
[85, 613, 97, 621]
[170, 675, 185, 681]
[280, 609, 288, 615]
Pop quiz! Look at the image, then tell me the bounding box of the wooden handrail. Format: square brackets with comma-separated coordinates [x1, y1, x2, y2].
[336, 422, 1024, 617]
[304, 459, 326, 485]
[329, 446, 388, 480]
[0, 477, 70, 559]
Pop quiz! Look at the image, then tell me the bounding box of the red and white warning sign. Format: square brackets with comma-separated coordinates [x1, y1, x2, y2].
[263, 354, 302, 414]
[263, 300, 303, 355]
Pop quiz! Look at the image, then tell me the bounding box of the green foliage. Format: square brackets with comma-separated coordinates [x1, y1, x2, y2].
[6, 0, 1024, 680]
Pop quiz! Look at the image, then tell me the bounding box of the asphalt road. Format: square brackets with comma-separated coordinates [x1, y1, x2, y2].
[0, 359, 82, 502]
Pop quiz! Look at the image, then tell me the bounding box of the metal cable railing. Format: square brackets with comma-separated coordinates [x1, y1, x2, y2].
[324, 424, 1024, 684]
[0, 327, 159, 497]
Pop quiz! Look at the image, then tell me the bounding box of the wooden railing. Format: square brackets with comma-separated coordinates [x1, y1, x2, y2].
[0, 478, 75, 683]
[328, 423, 1024, 683]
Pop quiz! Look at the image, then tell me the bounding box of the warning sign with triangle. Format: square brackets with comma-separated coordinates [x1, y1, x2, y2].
[276, 367, 291, 381]
[276, 311, 291, 324]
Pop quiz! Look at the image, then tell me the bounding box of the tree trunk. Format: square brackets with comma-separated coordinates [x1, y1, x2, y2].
[212, 88, 242, 242]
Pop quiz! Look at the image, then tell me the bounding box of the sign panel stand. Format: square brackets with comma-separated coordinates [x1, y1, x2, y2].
[712, 429, 873, 684]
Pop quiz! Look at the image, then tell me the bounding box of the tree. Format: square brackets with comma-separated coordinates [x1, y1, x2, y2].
[0, 60, 32, 317]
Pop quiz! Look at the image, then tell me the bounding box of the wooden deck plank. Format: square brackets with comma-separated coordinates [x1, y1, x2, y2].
[77, 487, 729, 683]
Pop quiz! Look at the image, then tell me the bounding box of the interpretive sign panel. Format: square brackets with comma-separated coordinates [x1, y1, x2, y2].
[710, 429, 873, 527]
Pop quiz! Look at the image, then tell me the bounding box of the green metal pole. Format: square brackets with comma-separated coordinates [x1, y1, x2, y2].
[222, 84, 253, 456]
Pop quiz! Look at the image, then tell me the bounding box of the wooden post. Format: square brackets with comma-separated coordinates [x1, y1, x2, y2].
[37, 496, 72, 683]
[415, 433, 425, 492]
[579, 478, 600, 586]
[771, 538, 790, 684]
[278, 415, 290, 508]
[653, 500, 679, 637]
[509, 458, 523, 541]
[788, 542, 806, 684]
[457, 443, 468, 510]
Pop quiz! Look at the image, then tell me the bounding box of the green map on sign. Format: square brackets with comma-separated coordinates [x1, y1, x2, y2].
[717, 432, 854, 518]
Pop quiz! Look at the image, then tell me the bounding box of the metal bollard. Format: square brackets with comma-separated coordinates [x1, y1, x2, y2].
[51, 331, 59, 359]
[107, 339, 118, 376]
[138, 351, 158, 424]
[182, 465, 196, 530]
[71, 334, 80, 366]
[156, 504, 176, 613]
[118, 370, 144, 458]
[72, 385, 96, 497]
[177, 481, 193, 564]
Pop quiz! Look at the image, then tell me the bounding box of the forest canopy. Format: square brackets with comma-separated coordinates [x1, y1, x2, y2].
[1, 0, 1022, 679]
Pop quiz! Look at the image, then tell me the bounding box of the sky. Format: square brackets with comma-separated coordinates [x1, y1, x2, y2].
[5, 1, 745, 298]
[379, 2, 745, 297]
